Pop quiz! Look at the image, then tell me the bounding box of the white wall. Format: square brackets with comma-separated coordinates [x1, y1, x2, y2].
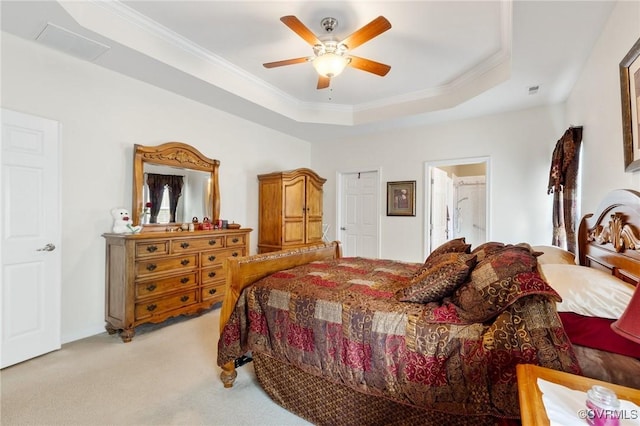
[2, 0, 638, 344]
[565, 0, 640, 214]
[311, 104, 566, 263]
[313, 1, 640, 264]
[1, 33, 311, 343]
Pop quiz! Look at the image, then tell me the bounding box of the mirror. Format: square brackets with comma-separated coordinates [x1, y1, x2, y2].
[132, 142, 220, 229]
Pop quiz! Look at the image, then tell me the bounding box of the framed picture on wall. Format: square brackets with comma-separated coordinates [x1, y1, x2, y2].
[387, 181, 416, 216]
[620, 37, 640, 172]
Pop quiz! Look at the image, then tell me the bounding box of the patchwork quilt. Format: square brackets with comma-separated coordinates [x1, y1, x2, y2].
[218, 252, 580, 418]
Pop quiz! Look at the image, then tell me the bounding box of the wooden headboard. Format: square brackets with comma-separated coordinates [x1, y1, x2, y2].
[577, 189, 640, 286]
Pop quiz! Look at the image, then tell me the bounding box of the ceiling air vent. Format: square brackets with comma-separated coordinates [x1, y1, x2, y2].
[35, 23, 110, 62]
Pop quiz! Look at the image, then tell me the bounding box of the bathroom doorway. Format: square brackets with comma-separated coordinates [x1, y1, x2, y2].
[424, 157, 490, 257]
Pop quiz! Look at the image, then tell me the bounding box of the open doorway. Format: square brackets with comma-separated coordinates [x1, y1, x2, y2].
[424, 157, 490, 258]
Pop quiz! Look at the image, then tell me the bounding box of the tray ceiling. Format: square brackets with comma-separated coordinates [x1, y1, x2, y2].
[1, 1, 615, 142]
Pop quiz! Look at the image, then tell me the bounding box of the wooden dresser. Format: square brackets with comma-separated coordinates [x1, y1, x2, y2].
[103, 228, 251, 342]
[257, 168, 326, 253]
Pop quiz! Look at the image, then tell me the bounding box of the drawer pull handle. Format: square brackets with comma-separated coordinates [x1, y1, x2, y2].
[180, 277, 190, 284]
[147, 304, 157, 312]
[208, 271, 217, 278]
[146, 264, 157, 271]
[208, 255, 216, 262]
[232, 238, 239, 243]
[146, 284, 157, 292]
[232, 252, 239, 257]
[209, 240, 217, 246]
[146, 245, 158, 253]
[181, 259, 190, 266]
[180, 295, 189, 302]
[180, 242, 190, 249]
[208, 288, 217, 295]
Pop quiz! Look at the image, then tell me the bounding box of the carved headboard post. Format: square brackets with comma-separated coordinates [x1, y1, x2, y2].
[577, 213, 593, 267]
[577, 189, 640, 286]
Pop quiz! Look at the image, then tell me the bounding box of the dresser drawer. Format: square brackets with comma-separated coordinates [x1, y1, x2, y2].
[136, 241, 169, 258]
[135, 290, 198, 320]
[135, 254, 197, 278]
[201, 265, 224, 285]
[201, 283, 225, 302]
[200, 248, 244, 268]
[171, 236, 225, 253]
[226, 234, 246, 247]
[135, 273, 198, 299]
[104, 228, 250, 342]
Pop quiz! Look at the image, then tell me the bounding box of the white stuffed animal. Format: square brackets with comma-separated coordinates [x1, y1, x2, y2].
[111, 208, 142, 234]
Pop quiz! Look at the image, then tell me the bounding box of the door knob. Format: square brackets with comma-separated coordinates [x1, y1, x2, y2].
[37, 243, 56, 252]
[340, 227, 347, 231]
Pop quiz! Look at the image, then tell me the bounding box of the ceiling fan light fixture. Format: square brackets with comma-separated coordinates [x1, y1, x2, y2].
[313, 53, 350, 78]
[265, 15, 391, 88]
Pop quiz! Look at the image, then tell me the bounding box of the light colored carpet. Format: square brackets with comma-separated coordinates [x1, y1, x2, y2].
[0, 308, 312, 426]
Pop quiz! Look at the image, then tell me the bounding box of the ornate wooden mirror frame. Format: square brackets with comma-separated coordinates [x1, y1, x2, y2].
[132, 142, 220, 229]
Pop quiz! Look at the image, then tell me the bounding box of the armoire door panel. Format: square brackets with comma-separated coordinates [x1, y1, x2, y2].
[283, 177, 306, 220]
[284, 222, 305, 244]
[306, 220, 324, 243]
[305, 179, 324, 218]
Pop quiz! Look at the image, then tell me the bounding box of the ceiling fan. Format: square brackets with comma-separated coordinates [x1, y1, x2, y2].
[263, 15, 392, 90]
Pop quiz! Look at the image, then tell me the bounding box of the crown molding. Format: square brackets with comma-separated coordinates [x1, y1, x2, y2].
[59, 0, 512, 126]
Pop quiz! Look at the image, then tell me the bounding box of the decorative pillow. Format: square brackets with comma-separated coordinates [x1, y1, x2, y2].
[470, 242, 543, 262]
[397, 254, 476, 303]
[539, 263, 634, 319]
[533, 245, 576, 265]
[425, 238, 471, 265]
[422, 251, 476, 271]
[452, 245, 554, 321]
[515, 242, 544, 257]
[470, 241, 506, 262]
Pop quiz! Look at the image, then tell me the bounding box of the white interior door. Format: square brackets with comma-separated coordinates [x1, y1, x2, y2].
[339, 171, 379, 258]
[1, 109, 61, 368]
[429, 167, 451, 252]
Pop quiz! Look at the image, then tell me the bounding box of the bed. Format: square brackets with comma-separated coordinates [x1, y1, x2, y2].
[217, 189, 640, 425]
[537, 189, 640, 390]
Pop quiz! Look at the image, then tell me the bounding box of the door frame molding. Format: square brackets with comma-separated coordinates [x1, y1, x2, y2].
[336, 168, 382, 258]
[424, 156, 491, 260]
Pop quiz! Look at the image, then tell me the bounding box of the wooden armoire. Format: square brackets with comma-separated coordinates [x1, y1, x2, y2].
[257, 168, 326, 253]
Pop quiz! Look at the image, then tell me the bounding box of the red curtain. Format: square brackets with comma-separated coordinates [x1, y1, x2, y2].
[146, 173, 184, 223]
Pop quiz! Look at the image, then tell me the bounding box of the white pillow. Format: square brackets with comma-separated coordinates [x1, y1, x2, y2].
[532, 245, 576, 265]
[539, 263, 634, 319]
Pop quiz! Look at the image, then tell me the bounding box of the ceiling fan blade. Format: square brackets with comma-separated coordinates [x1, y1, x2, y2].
[317, 75, 330, 90]
[348, 56, 391, 76]
[263, 57, 309, 68]
[340, 16, 391, 50]
[280, 15, 322, 46]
